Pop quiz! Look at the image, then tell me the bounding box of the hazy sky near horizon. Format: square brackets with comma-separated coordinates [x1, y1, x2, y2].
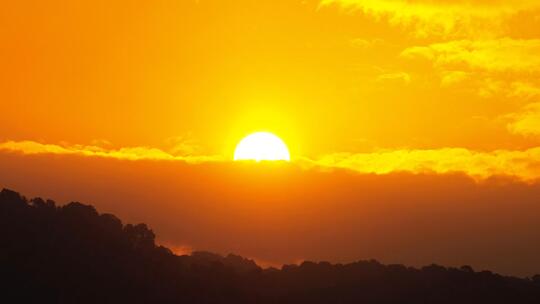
[2, 0, 540, 276]
[2, 152, 540, 277]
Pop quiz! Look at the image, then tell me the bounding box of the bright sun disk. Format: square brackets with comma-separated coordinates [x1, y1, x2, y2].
[234, 132, 291, 162]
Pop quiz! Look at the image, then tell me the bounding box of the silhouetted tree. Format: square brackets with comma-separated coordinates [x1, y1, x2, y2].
[1, 188, 540, 303]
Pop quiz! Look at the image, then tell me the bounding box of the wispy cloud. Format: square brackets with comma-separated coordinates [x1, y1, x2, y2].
[321, 0, 540, 37]
[303, 147, 540, 181]
[440, 70, 470, 87]
[510, 82, 540, 99]
[376, 71, 411, 84]
[165, 134, 204, 156]
[401, 39, 540, 73]
[506, 102, 540, 136]
[400, 38, 540, 135]
[0, 140, 224, 163]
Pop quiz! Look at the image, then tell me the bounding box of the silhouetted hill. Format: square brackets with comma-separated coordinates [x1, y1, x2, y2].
[1, 188, 540, 303]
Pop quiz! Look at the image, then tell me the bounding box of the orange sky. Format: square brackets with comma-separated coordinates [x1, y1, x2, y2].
[2, 0, 540, 276]
[3, 0, 540, 162]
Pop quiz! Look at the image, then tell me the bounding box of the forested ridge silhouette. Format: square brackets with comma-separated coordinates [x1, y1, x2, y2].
[2, 188, 540, 303]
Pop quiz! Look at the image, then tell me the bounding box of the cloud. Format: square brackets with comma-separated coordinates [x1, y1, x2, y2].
[510, 82, 540, 99]
[0, 140, 223, 163]
[305, 147, 540, 181]
[349, 38, 386, 49]
[165, 134, 203, 156]
[376, 71, 411, 83]
[3, 151, 540, 276]
[401, 38, 540, 73]
[400, 38, 540, 135]
[3, 140, 540, 181]
[401, 38, 540, 100]
[440, 70, 470, 87]
[477, 78, 505, 98]
[506, 102, 540, 136]
[321, 0, 540, 37]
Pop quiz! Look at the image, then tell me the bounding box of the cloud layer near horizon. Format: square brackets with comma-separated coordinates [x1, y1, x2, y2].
[2, 140, 540, 181]
[0, 140, 224, 163]
[2, 150, 540, 277]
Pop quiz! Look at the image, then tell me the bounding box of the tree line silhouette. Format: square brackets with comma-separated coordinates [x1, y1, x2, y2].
[2, 188, 540, 303]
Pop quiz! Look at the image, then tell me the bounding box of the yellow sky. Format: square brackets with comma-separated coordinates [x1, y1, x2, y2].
[2, 0, 540, 180]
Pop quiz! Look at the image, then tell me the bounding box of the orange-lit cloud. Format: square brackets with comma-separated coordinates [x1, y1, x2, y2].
[510, 82, 540, 99]
[440, 70, 470, 87]
[402, 39, 540, 73]
[3, 140, 540, 181]
[0, 140, 223, 163]
[321, 0, 540, 36]
[2, 150, 540, 276]
[506, 103, 540, 136]
[324, 1, 540, 144]
[303, 147, 540, 181]
[400, 39, 540, 98]
[376, 71, 411, 84]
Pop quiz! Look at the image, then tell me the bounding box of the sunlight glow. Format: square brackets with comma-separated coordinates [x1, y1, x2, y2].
[234, 132, 291, 162]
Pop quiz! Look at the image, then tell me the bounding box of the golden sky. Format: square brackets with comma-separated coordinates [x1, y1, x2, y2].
[2, 0, 540, 276]
[2, 0, 540, 178]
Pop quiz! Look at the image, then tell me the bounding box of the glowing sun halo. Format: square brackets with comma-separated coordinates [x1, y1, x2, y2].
[234, 132, 291, 162]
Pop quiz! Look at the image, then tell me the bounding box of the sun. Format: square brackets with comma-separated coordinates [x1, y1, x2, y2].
[234, 132, 291, 162]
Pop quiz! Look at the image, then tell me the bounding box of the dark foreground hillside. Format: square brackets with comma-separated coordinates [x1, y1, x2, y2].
[1, 188, 540, 303]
